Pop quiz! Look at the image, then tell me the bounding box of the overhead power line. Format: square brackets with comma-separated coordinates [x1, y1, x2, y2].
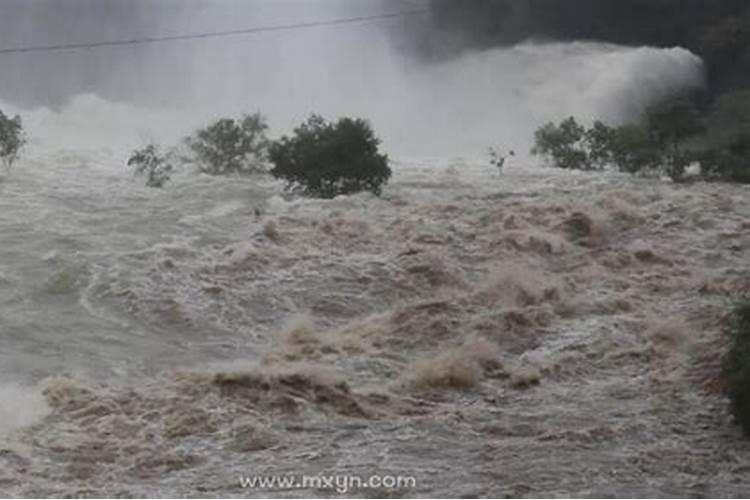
[0, 8, 428, 55]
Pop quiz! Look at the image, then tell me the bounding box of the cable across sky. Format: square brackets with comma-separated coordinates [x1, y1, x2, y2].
[0, 8, 429, 56]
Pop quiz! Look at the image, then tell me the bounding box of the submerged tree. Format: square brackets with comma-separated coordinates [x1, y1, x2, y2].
[269, 115, 391, 199]
[696, 133, 750, 184]
[127, 144, 173, 188]
[531, 110, 700, 180]
[645, 95, 706, 180]
[584, 120, 617, 170]
[607, 124, 663, 175]
[186, 113, 270, 175]
[0, 109, 26, 168]
[531, 117, 592, 170]
[489, 147, 514, 173]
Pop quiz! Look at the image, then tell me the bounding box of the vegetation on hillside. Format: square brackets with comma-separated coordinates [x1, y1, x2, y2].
[433, 0, 750, 179]
[532, 91, 750, 183]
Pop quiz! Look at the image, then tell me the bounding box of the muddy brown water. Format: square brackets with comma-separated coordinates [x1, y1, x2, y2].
[1, 154, 749, 497]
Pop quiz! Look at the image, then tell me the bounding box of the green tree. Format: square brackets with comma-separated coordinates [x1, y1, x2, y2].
[269, 115, 391, 199]
[696, 133, 750, 184]
[647, 95, 705, 147]
[0, 109, 26, 168]
[607, 124, 663, 175]
[646, 95, 706, 180]
[585, 120, 616, 170]
[186, 113, 269, 175]
[127, 144, 173, 188]
[531, 117, 593, 170]
[531, 117, 672, 177]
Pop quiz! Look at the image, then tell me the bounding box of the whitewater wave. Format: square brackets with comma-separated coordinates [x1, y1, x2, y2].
[0, 383, 49, 443]
[1, 164, 748, 496]
[0, 19, 731, 496]
[1, 42, 703, 161]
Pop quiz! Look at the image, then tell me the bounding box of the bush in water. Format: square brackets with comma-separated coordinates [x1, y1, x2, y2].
[531, 117, 593, 171]
[186, 113, 270, 175]
[606, 124, 664, 175]
[127, 144, 173, 188]
[531, 97, 706, 181]
[0, 109, 26, 168]
[695, 133, 750, 184]
[489, 147, 514, 173]
[269, 114, 391, 199]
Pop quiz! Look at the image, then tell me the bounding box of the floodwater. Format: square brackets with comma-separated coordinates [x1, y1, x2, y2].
[1, 149, 749, 496]
[0, 5, 747, 495]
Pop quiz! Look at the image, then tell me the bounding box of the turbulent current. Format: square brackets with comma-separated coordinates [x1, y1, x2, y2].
[0, 30, 749, 497]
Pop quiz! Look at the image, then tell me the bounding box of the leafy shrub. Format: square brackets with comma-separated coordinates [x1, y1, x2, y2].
[647, 94, 706, 148]
[531, 117, 660, 174]
[646, 95, 706, 181]
[723, 303, 750, 436]
[531, 107, 702, 180]
[489, 148, 514, 173]
[607, 124, 664, 175]
[700, 93, 750, 183]
[585, 120, 617, 170]
[269, 115, 391, 199]
[127, 144, 173, 188]
[531, 117, 592, 170]
[0, 109, 26, 168]
[696, 133, 750, 184]
[186, 113, 269, 175]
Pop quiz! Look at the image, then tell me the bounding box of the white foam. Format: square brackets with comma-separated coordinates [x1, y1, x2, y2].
[1, 40, 704, 163]
[0, 383, 49, 442]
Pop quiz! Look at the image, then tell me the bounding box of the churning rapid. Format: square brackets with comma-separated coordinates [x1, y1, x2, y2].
[1, 1, 748, 497]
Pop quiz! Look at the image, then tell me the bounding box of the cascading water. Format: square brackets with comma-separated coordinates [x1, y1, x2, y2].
[2, 1, 747, 498]
[0, 1, 704, 157]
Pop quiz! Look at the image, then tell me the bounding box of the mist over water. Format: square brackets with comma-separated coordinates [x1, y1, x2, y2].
[0, 0, 704, 158]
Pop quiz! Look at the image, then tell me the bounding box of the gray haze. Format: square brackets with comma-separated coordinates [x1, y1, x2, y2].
[0, 0, 702, 158]
[0, 0, 420, 109]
